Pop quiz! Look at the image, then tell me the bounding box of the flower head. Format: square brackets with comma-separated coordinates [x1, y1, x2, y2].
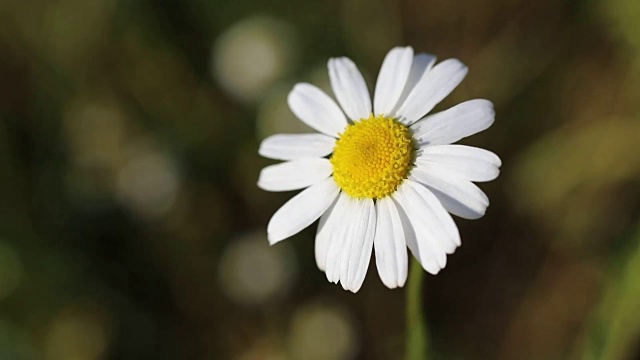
[258, 46, 501, 292]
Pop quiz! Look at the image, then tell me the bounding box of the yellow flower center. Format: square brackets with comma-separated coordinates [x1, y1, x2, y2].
[331, 114, 414, 199]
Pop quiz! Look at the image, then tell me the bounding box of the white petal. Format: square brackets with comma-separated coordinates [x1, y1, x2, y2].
[325, 196, 375, 292]
[259, 133, 336, 161]
[406, 180, 460, 251]
[267, 177, 340, 244]
[315, 194, 341, 271]
[415, 145, 501, 182]
[345, 198, 375, 292]
[396, 180, 459, 261]
[288, 83, 348, 137]
[373, 46, 414, 116]
[395, 181, 453, 266]
[395, 181, 459, 272]
[374, 197, 408, 288]
[324, 193, 352, 283]
[391, 191, 442, 275]
[390, 53, 437, 116]
[258, 158, 333, 192]
[410, 168, 489, 220]
[328, 57, 372, 120]
[396, 59, 468, 125]
[411, 99, 495, 146]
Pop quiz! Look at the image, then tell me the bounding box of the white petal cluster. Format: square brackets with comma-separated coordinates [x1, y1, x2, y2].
[258, 46, 501, 292]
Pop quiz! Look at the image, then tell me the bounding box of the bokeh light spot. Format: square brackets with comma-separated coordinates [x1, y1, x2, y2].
[219, 232, 296, 306]
[288, 302, 358, 360]
[212, 16, 298, 102]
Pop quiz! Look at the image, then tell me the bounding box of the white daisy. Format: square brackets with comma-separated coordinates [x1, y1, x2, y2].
[258, 46, 501, 292]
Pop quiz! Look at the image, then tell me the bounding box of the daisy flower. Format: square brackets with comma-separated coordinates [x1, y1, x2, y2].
[258, 46, 501, 292]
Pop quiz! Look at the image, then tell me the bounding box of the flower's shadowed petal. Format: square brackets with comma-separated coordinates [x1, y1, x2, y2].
[259, 133, 336, 160]
[267, 177, 340, 244]
[396, 59, 468, 124]
[410, 169, 489, 220]
[258, 158, 333, 191]
[328, 57, 372, 120]
[288, 83, 348, 137]
[415, 145, 501, 182]
[374, 197, 408, 288]
[374, 47, 414, 116]
[411, 99, 495, 146]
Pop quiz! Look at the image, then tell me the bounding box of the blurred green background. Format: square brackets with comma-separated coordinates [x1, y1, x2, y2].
[1, 0, 640, 359]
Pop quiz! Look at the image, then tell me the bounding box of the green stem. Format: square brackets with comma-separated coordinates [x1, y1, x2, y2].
[406, 258, 428, 360]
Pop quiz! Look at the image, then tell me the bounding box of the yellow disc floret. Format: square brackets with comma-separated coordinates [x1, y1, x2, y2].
[331, 114, 414, 199]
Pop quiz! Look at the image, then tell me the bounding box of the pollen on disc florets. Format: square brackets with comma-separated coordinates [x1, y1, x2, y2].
[331, 114, 414, 199]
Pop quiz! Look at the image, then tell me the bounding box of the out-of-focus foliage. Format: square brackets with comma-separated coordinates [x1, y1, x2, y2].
[511, 118, 640, 249]
[0, 0, 639, 359]
[580, 224, 640, 360]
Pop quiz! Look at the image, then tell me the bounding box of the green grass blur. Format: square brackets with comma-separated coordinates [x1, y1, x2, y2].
[1, 0, 639, 359]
